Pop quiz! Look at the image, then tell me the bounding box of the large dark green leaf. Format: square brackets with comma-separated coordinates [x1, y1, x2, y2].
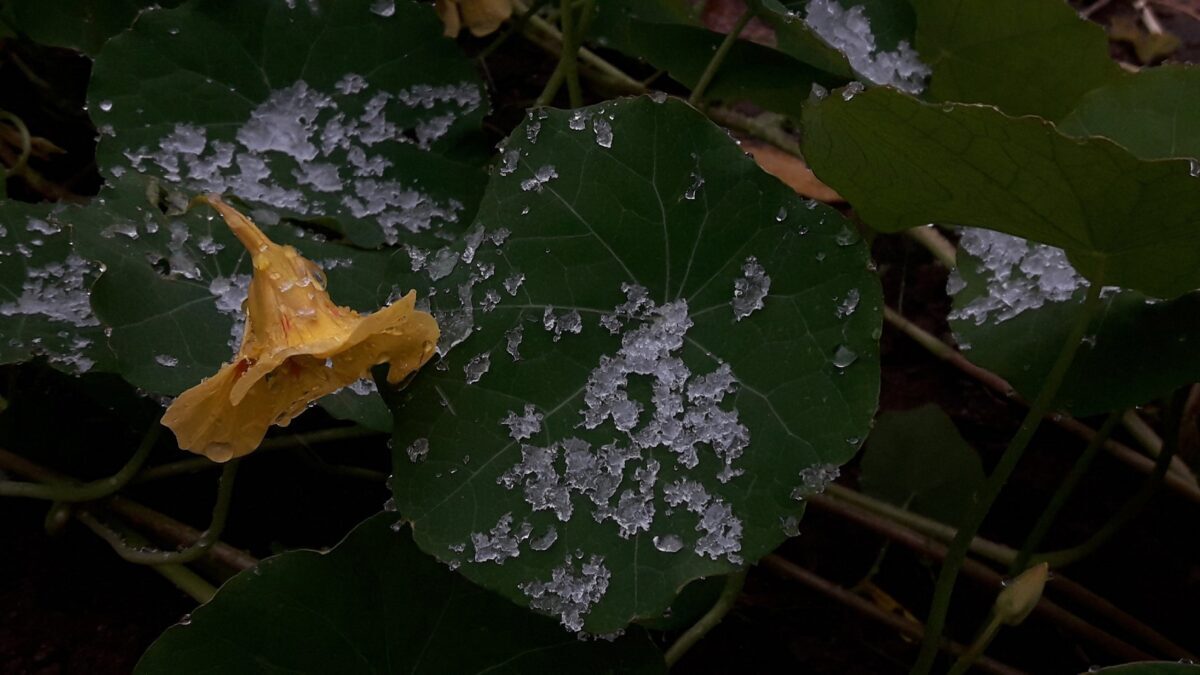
[88, 0, 488, 248]
[0, 0, 181, 55]
[909, 0, 1123, 119]
[1059, 65, 1200, 161]
[591, 0, 847, 119]
[802, 87, 1200, 299]
[944, 68, 1200, 414]
[948, 228, 1200, 415]
[0, 200, 115, 374]
[389, 96, 881, 633]
[136, 514, 664, 674]
[860, 404, 983, 527]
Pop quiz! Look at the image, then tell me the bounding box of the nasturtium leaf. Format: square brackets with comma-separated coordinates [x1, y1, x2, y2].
[0, 200, 115, 375]
[908, 0, 1123, 119]
[1060, 65, 1200, 161]
[389, 96, 881, 633]
[802, 86, 1200, 299]
[860, 404, 983, 527]
[135, 515, 665, 674]
[88, 0, 488, 248]
[590, 0, 847, 119]
[0, 0, 181, 55]
[945, 71, 1200, 414]
[948, 217, 1200, 416]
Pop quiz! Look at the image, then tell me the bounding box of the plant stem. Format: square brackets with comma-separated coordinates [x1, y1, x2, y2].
[559, 0, 582, 107]
[1034, 390, 1185, 569]
[882, 305, 1200, 505]
[0, 109, 32, 175]
[688, 8, 754, 107]
[89, 461, 239, 565]
[823, 485, 1018, 567]
[912, 277, 1106, 675]
[761, 556, 1023, 675]
[903, 226, 957, 268]
[477, 0, 551, 61]
[1010, 410, 1123, 574]
[947, 613, 1004, 675]
[664, 570, 747, 667]
[0, 423, 160, 501]
[74, 513, 217, 603]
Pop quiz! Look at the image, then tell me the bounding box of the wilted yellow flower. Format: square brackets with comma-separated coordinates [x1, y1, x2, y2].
[436, 0, 513, 37]
[161, 195, 439, 462]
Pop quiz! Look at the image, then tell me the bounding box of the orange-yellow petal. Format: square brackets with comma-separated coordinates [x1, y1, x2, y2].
[436, 0, 462, 37]
[461, 0, 512, 37]
[161, 197, 440, 461]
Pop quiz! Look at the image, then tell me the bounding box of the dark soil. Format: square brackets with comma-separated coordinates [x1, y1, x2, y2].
[3, 4, 1200, 674]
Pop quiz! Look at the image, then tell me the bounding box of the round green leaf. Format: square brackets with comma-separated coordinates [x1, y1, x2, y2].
[389, 96, 881, 633]
[1060, 65, 1200, 161]
[802, 86, 1200, 299]
[909, 0, 1123, 119]
[136, 514, 665, 674]
[88, 0, 488, 248]
[948, 229, 1200, 415]
[1084, 664, 1200, 675]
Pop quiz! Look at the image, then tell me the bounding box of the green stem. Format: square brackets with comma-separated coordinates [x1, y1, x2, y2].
[0, 423, 160, 501]
[74, 513, 217, 603]
[912, 276, 1106, 675]
[1010, 410, 1123, 574]
[947, 614, 1003, 675]
[134, 425, 380, 484]
[688, 7, 754, 107]
[89, 461, 239, 565]
[559, 0, 582, 107]
[0, 110, 32, 175]
[1034, 390, 1185, 569]
[664, 570, 747, 667]
[477, 0, 551, 60]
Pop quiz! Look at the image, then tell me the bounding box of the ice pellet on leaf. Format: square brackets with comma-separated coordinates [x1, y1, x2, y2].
[804, 0, 931, 94]
[731, 256, 770, 321]
[407, 438, 430, 463]
[791, 463, 840, 500]
[519, 554, 611, 632]
[502, 404, 544, 441]
[471, 513, 532, 564]
[463, 351, 491, 384]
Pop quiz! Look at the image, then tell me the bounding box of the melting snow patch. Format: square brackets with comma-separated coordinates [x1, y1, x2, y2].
[208, 274, 252, 350]
[804, 0, 931, 94]
[463, 351, 491, 384]
[948, 229, 1102, 325]
[502, 404, 544, 441]
[519, 554, 611, 632]
[471, 513, 533, 564]
[120, 79, 481, 244]
[791, 463, 840, 500]
[406, 438, 430, 463]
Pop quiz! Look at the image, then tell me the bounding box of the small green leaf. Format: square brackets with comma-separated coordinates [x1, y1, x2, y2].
[390, 96, 881, 633]
[802, 86, 1200, 298]
[88, 0, 488, 248]
[860, 404, 983, 527]
[910, 0, 1123, 119]
[135, 514, 665, 674]
[1060, 65, 1200, 161]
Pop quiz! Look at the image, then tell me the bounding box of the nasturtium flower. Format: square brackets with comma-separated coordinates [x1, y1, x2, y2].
[162, 195, 439, 462]
[436, 0, 513, 37]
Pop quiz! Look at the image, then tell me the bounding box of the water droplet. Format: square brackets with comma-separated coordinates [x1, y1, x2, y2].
[832, 345, 857, 369]
[652, 534, 683, 553]
[99, 100, 113, 112]
[775, 207, 788, 222]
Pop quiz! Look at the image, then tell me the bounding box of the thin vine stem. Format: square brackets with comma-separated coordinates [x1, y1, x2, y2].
[0, 109, 33, 176]
[947, 613, 1003, 675]
[0, 423, 160, 501]
[1010, 410, 1123, 574]
[912, 275, 1107, 675]
[476, 0, 552, 61]
[664, 570, 747, 667]
[88, 461, 240, 565]
[688, 7, 754, 107]
[75, 512, 217, 603]
[1034, 390, 1186, 569]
